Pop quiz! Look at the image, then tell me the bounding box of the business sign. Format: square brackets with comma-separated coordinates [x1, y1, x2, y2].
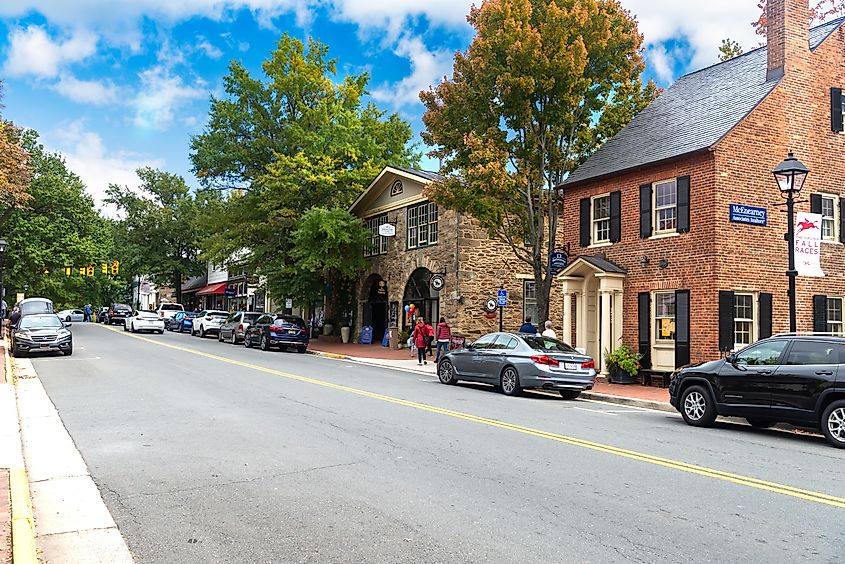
[285, 298, 294, 309]
[729, 204, 767, 226]
[378, 223, 396, 237]
[430, 274, 445, 292]
[549, 251, 568, 275]
[484, 298, 497, 313]
[224, 287, 237, 297]
[795, 211, 824, 277]
[497, 289, 508, 307]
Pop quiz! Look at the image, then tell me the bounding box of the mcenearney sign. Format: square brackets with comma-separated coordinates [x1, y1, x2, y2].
[729, 204, 767, 226]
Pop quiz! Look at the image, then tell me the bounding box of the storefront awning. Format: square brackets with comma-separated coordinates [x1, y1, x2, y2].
[196, 282, 228, 296]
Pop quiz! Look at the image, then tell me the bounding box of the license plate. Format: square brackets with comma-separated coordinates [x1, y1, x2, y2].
[564, 362, 579, 370]
[288, 330, 297, 335]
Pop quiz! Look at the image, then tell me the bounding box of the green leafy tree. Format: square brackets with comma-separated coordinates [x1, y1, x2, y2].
[718, 38, 744, 61]
[106, 168, 221, 304]
[420, 0, 657, 322]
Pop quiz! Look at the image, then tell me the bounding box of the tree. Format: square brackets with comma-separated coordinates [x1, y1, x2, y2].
[106, 168, 220, 304]
[718, 38, 744, 61]
[420, 0, 657, 322]
[753, 0, 843, 37]
[0, 81, 33, 226]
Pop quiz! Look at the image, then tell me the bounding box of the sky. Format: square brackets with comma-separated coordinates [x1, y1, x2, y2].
[0, 0, 769, 211]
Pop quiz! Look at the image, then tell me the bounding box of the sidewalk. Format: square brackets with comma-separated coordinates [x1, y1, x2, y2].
[308, 337, 671, 410]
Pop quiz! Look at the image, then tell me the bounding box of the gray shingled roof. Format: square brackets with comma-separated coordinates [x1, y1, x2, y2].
[393, 166, 444, 182]
[564, 17, 845, 186]
[580, 255, 627, 274]
[182, 275, 208, 293]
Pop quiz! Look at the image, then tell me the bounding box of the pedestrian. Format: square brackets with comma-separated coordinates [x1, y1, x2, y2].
[518, 316, 538, 334]
[412, 318, 432, 366]
[1, 298, 6, 322]
[541, 320, 557, 339]
[9, 307, 21, 335]
[83, 304, 91, 322]
[435, 316, 452, 362]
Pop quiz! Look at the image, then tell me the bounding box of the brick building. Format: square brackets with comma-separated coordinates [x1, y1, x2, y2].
[557, 0, 845, 375]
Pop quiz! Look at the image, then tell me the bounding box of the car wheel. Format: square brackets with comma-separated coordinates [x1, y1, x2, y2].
[218, 331, 224, 342]
[65, 316, 71, 322]
[244, 333, 253, 348]
[559, 390, 581, 400]
[200, 326, 206, 338]
[746, 418, 775, 429]
[438, 359, 458, 385]
[500, 366, 522, 396]
[64, 345, 73, 356]
[680, 385, 717, 427]
[821, 400, 845, 449]
[297, 346, 307, 354]
[123, 322, 128, 332]
[260, 334, 269, 351]
[231, 331, 238, 345]
[158, 330, 164, 334]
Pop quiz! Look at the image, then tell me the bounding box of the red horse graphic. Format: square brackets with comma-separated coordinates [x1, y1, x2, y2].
[796, 219, 819, 234]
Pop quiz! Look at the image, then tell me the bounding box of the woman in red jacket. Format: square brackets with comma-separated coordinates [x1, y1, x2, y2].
[412, 318, 433, 365]
[435, 316, 452, 362]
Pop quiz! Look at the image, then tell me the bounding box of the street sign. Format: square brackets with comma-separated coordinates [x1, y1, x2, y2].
[285, 298, 293, 308]
[378, 223, 396, 237]
[430, 274, 445, 292]
[484, 298, 497, 313]
[224, 287, 236, 297]
[497, 289, 508, 307]
[549, 251, 568, 276]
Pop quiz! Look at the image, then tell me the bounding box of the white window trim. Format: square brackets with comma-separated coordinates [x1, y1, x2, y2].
[406, 201, 438, 250]
[733, 292, 757, 352]
[653, 290, 676, 344]
[591, 193, 611, 245]
[818, 193, 839, 243]
[363, 214, 388, 257]
[523, 280, 538, 325]
[652, 178, 678, 236]
[827, 296, 844, 336]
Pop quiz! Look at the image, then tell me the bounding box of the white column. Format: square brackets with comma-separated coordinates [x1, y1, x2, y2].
[613, 291, 623, 351]
[573, 291, 584, 349]
[562, 292, 572, 345]
[600, 290, 613, 374]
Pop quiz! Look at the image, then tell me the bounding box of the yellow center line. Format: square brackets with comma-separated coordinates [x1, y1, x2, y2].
[98, 324, 845, 510]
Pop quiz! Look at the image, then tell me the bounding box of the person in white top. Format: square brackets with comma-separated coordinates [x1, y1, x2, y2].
[541, 320, 557, 339]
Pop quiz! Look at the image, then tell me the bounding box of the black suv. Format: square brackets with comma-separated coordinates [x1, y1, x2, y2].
[106, 303, 133, 325]
[669, 335, 845, 448]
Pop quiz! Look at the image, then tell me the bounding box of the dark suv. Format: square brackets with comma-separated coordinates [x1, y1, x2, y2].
[106, 303, 133, 325]
[669, 334, 845, 448]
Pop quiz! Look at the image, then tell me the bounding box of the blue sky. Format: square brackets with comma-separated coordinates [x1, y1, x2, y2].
[0, 0, 766, 210]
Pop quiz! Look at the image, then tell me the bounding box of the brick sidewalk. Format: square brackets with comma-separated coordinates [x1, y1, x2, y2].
[309, 336, 418, 360]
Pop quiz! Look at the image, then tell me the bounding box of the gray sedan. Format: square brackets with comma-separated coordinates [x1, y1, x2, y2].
[437, 332, 596, 399]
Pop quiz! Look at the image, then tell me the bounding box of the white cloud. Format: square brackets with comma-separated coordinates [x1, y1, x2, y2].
[646, 44, 675, 85]
[196, 36, 223, 59]
[52, 74, 118, 104]
[132, 66, 207, 129]
[328, 0, 471, 40]
[371, 35, 453, 108]
[3, 25, 97, 78]
[50, 120, 164, 212]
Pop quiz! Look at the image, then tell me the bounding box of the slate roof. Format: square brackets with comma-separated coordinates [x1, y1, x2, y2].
[580, 255, 627, 274]
[564, 17, 845, 186]
[392, 166, 444, 182]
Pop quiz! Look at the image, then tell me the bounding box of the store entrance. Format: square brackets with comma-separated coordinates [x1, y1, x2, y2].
[403, 267, 440, 330]
[362, 274, 388, 344]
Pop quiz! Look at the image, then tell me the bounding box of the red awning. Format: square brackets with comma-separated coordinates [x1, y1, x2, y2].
[196, 282, 228, 296]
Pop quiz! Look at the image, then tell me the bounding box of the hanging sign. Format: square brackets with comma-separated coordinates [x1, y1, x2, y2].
[484, 298, 497, 313]
[378, 223, 396, 237]
[729, 204, 767, 226]
[430, 274, 445, 292]
[549, 251, 569, 275]
[795, 212, 824, 277]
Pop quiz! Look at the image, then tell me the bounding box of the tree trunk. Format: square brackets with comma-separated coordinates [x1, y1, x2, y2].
[174, 271, 182, 305]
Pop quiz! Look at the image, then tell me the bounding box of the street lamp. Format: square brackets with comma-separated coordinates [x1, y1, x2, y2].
[0, 237, 7, 319]
[772, 152, 810, 333]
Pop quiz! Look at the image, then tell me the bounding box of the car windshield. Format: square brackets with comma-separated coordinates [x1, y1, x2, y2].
[273, 316, 305, 328]
[138, 312, 158, 319]
[521, 336, 578, 354]
[114, 305, 131, 311]
[244, 313, 261, 323]
[160, 304, 182, 311]
[20, 315, 63, 329]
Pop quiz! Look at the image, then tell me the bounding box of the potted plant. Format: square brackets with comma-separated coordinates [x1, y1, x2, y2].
[322, 319, 335, 336]
[605, 344, 641, 384]
[340, 322, 351, 343]
[398, 330, 410, 349]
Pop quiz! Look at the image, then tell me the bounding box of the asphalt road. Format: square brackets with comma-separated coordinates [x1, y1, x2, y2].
[29, 323, 845, 563]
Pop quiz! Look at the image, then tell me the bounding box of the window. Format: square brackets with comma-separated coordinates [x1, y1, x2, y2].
[471, 334, 498, 350]
[827, 297, 843, 335]
[523, 281, 538, 325]
[364, 214, 388, 257]
[654, 292, 676, 341]
[653, 179, 677, 233]
[734, 340, 787, 365]
[785, 340, 838, 365]
[820, 195, 837, 241]
[407, 202, 438, 249]
[592, 194, 610, 243]
[734, 293, 755, 349]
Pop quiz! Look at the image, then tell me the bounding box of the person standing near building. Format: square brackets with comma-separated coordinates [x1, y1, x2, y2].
[412, 318, 432, 366]
[435, 316, 452, 362]
[518, 316, 537, 334]
[83, 304, 91, 322]
[1, 298, 6, 323]
[542, 320, 557, 339]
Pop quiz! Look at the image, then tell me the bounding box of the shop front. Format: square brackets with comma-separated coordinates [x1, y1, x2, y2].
[403, 267, 440, 331]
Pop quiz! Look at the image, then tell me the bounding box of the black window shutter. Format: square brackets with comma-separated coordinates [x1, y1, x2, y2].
[718, 290, 735, 352]
[639, 184, 652, 238]
[831, 88, 843, 132]
[810, 194, 822, 215]
[675, 290, 690, 368]
[676, 176, 690, 233]
[759, 293, 773, 339]
[813, 295, 828, 333]
[609, 191, 622, 243]
[579, 198, 591, 248]
[839, 197, 845, 243]
[638, 292, 651, 369]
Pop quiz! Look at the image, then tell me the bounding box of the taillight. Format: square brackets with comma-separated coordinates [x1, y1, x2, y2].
[238, 324, 244, 331]
[581, 360, 595, 370]
[530, 355, 559, 367]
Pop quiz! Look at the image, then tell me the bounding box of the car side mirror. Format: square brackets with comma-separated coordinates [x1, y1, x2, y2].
[726, 353, 737, 364]
[64, 322, 73, 328]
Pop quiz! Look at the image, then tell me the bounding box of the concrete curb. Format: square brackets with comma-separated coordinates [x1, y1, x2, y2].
[307, 350, 440, 376]
[10, 467, 37, 564]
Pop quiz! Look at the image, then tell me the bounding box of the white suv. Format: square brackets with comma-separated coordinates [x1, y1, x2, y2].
[157, 303, 184, 321]
[193, 310, 229, 338]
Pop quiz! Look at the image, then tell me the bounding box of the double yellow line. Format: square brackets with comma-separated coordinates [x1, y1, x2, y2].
[104, 325, 845, 510]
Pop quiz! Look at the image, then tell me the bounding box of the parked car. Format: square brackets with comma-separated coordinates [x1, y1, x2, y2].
[97, 307, 109, 323]
[124, 310, 165, 334]
[244, 314, 309, 352]
[57, 309, 85, 323]
[669, 334, 845, 449]
[166, 311, 196, 332]
[156, 303, 184, 321]
[106, 304, 133, 325]
[10, 313, 73, 357]
[17, 297, 54, 317]
[218, 311, 263, 344]
[437, 332, 596, 399]
[192, 310, 229, 338]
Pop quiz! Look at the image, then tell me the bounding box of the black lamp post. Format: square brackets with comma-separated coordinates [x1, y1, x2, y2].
[772, 152, 810, 333]
[0, 237, 7, 319]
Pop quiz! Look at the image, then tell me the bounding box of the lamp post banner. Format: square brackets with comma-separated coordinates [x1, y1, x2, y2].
[794, 211, 824, 277]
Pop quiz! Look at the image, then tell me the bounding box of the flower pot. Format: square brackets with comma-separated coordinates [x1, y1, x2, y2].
[341, 326, 351, 343]
[323, 323, 334, 336]
[609, 365, 637, 384]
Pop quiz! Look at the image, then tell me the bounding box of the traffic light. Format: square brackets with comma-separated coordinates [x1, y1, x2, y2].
[101, 263, 108, 274]
[65, 266, 72, 276]
[86, 265, 94, 277]
[79, 266, 86, 276]
[111, 260, 120, 275]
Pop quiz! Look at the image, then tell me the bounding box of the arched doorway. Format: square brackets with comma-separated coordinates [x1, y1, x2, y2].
[362, 274, 388, 344]
[403, 267, 439, 330]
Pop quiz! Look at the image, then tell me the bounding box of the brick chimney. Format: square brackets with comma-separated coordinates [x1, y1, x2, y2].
[767, 0, 809, 80]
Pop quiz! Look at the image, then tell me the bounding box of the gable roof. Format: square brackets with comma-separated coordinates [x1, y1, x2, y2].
[348, 165, 443, 216]
[564, 17, 845, 187]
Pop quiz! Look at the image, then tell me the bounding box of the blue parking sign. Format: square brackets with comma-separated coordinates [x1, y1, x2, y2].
[497, 289, 508, 307]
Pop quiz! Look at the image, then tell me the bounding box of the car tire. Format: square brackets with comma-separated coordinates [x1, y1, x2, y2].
[260, 334, 269, 351]
[200, 326, 206, 339]
[65, 316, 71, 322]
[231, 332, 238, 345]
[559, 390, 581, 400]
[438, 359, 458, 385]
[158, 330, 164, 334]
[11, 347, 22, 358]
[500, 366, 522, 396]
[64, 345, 73, 356]
[821, 400, 845, 449]
[680, 385, 717, 427]
[218, 331, 224, 342]
[123, 322, 128, 332]
[244, 333, 253, 348]
[297, 346, 307, 354]
[746, 418, 775, 429]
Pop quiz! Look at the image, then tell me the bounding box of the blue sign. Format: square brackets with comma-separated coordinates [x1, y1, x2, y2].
[224, 287, 236, 297]
[729, 204, 767, 226]
[360, 325, 373, 345]
[497, 289, 508, 307]
[550, 251, 569, 275]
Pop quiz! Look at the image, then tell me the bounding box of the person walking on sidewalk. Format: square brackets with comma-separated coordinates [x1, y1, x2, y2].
[435, 316, 452, 363]
[518, 316, 537, 334]
[412, 318, 433, 365]
[541, 320, 556, 339]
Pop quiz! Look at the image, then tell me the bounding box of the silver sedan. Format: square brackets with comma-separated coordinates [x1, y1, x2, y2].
[437, 332, 596, 399]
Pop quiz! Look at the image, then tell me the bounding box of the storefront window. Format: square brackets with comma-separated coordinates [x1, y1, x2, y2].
[407, 202, 438, 249]
[364, 214, 388, 257]
[654, 291, 676, 341]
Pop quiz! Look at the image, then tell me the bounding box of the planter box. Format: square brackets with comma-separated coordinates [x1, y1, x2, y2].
[609, 366, 637, 384]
